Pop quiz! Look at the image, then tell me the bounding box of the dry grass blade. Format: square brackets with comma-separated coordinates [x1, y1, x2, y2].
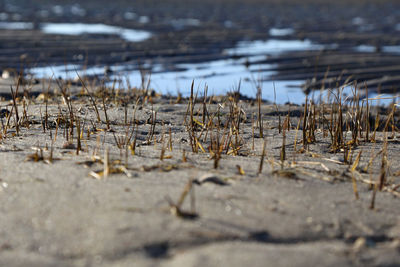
[370, 184, 378, 210]
[104, 148, 109, 178]
[258, 139, 267, 175]
[10, 85, 20, 135]
[236, 165, 245, 175]
[351, 172, 360, 200]
[101, 90, 110, 130]
[258, 86, 263, 138]
[379, 133, 388, 191]
[166, 196, 198, 220]
[351, 151, 362, 172]
[176, 179, 193, 208]
[75, 70, 101, 122]
[166, 179, 198, 220]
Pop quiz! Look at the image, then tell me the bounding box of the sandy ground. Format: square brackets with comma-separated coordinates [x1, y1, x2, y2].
[0, 77, 398, 266]
[0, 1, 399, 266]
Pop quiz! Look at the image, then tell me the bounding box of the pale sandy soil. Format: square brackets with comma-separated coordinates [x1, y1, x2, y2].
[0, 77, 398, 266]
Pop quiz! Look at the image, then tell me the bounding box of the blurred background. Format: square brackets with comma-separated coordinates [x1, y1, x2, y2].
[1, 0, 400, 102]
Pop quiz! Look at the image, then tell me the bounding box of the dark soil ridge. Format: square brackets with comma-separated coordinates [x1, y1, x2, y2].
[259, 50, 400, 94]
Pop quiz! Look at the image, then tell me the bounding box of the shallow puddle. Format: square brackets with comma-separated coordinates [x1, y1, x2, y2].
[354, 44, 400, 53]
[269, 28, 295, 37]
[30, 39, 324, 104]
[27, 38, 398, 105]
[225, 39, 323, 56]
[0, 21, 33, 30]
